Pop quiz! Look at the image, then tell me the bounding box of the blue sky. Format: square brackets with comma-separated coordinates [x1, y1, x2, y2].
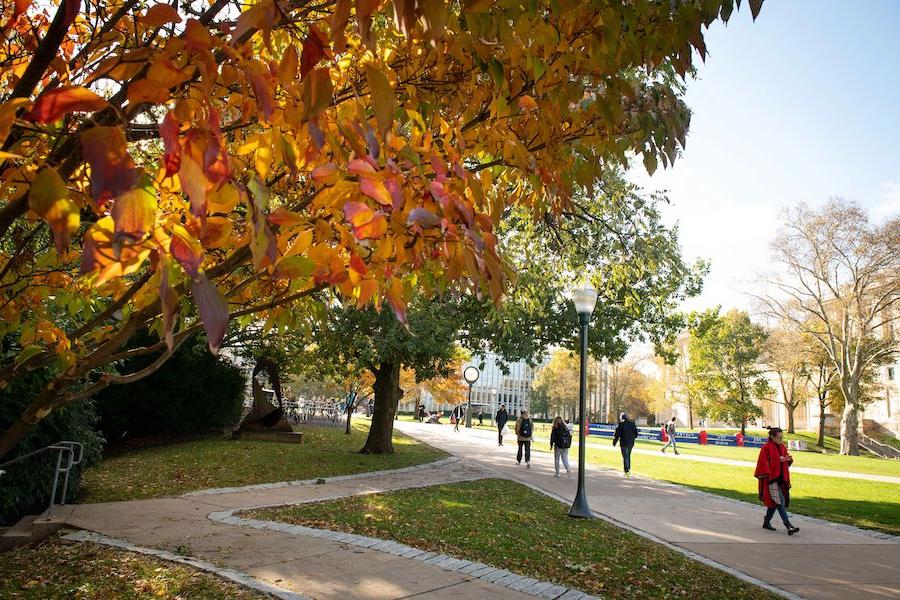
[632, 0, 900, 313]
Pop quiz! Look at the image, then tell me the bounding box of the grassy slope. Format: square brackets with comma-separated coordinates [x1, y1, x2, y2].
[246, 479, 778, 600]
[80, 422, 445, 503]
[0, 533, 267, 599]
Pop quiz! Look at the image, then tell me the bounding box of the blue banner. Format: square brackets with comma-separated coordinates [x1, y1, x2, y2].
[588, 424, 767, 447]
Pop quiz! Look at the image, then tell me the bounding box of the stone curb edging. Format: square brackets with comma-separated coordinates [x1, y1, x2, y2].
[182, 456, 460, 497]
[62, 530, 309, 600]
[207, 478, 600, 600]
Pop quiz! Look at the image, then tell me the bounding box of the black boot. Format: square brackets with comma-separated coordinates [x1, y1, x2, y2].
[762, 521, 776, 531]
[787, 525, 799, 535]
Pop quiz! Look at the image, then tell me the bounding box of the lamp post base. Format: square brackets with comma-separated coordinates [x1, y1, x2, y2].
[567, 489, 592, 519]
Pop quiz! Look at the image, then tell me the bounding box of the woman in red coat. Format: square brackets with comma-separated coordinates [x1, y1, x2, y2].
[754, 427, 800, 535]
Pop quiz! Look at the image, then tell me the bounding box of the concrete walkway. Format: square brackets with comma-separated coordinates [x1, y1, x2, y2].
[63, 460, 563, 599]
[396, 421, 900, 600]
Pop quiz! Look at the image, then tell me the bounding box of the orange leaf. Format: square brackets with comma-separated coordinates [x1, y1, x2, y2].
[112, 174, 157, 243]
[139, 4, 181, 27]
[170, 224, 204, 277]
[360, 176, 392, 206]
[28, 167, 79, 254]
[301, 68, 332, 120]
[385, 277, 407, 324]
[26, 86, 108, 123]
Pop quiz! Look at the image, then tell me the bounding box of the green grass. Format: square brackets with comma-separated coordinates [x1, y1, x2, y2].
[566, 445, 900, 535]
[245, 479, 777, 600]
[80, 422, 445, 503]
[0, 533, 267, 599]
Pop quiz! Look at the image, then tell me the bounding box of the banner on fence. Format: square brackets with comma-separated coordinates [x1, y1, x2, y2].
[587, 424, 767, 447]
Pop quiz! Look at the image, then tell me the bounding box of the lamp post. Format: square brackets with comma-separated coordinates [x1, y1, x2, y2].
[463, 366, 480, 428]
[568, 282, 598, 519]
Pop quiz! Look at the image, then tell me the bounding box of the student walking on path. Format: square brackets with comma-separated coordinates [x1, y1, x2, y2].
[660, 416, 679, 455]
[612, 411, 638, 475]
[754, 427, 800, 535]
[495, 404, 509, 446]
[549, 416, 572, 477]
[515, 410, 533, 468]
[452, 405, 464, 432]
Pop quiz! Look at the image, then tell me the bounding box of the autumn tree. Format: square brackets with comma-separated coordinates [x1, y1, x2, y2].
[688, 309, 769, 434]
[532, 350, 582, 420]
[762, 325, 809, 434]
[0, 0, 758, 458]
[803, 340, 837, 447]
[607, 357, 652, 421]
[758, 200, 900, 454]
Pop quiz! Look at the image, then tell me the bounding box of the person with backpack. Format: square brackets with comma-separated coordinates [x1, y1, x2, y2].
[549, 416, 572, 477]
[495, 404, 509, 446]
[514, 410, 534, 468]
[612, 411, 639, 475]
[660, 416, 679, 455]
[754, 427, 799, 535]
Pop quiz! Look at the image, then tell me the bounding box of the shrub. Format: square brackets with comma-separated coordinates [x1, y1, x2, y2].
[95, 335, 246, 442]
[0, 372, 103, 525]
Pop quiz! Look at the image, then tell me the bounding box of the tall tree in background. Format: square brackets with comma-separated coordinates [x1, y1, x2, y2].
[763, 326, 809, 433]
[688, 309, 769, 435]
[0, 0, 759, 458]
[803, 341, 838, 447]
[607, 357, 652, 422]
[532, 350, 583, 420]
[758, 200, 900, 454]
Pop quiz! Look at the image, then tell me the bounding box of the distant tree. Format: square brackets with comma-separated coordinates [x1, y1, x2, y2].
[763, 326, 809, 433]
[532, 351, 582, 420]
[758, 200, 900, 454]
[607, 358, 652, 422]
[803, 341, 838, 447]
[688, 309, 769, 434]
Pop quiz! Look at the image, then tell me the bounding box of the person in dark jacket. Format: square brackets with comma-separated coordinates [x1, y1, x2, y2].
[549, 416, 571, 477]
[495, 404, 509, 446]
[612, 411, 639, 475]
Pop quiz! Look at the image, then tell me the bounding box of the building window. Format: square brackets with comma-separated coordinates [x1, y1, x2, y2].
[889, 367, 895, 381]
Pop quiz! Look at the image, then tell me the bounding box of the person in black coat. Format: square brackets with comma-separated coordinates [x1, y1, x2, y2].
[612, 411, 639, 475]
[495, 404, 509, 446]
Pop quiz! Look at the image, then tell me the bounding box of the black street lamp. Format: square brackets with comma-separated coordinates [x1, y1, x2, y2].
[463, 366, 480, 428]
[568, 282, 598, 519]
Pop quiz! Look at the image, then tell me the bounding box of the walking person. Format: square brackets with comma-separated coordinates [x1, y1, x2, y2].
[660, 416, 679, 455]
[612, 411, 638, 476]
[453, 405, 463, 432]
[754, 427, 799, 535]
[549, 416, 572, 477]
[495, 404, 509, 446]
[478, 410, 484, 426]
[515, 410, 533, 468]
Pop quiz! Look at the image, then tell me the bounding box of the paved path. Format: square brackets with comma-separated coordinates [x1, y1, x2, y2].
[510, 431, 900, 484]
[63, 460, 564, 600]
[396, 421, 900, 600]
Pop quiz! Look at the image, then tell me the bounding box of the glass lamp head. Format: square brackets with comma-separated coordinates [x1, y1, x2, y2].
[463, 366, 480, 384]
[571, 283, 599, 316]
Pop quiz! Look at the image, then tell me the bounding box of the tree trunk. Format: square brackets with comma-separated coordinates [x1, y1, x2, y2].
[839, 402, 859, 456]
[360, 362, 402, 454]
[740, 419, 746, 435]
[688, 401, 694, 430]
[817, 395, 827, 447]
[786, 404, 795, 434]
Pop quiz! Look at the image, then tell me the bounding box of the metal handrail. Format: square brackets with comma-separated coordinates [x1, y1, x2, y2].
[0, 441, 84, 518]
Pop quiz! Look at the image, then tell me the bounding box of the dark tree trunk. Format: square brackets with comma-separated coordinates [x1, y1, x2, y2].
[817, 394, 827, 447]
[688, 401, 694, 430]
[786, 404, 795, 434]
[360, 362, 402, 454]
[740, 419, 747, 435]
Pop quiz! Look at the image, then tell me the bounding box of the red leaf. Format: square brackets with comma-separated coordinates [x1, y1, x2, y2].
[26, 86, 108, 123]
[248, 70, 274, 121]
[1, 0, 31, 33]
[331, 0, 351, 52]
[80, 126, 139, 207]
[300, 25, 328, 78]
[160, 112, 181, 177]
[350, 253, 367, 275]
[190, 272, 229, 355]
[343, 201, 387, 239]
[170, 224, 204, 277]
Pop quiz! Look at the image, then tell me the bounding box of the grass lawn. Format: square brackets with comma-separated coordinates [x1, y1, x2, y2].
[564, 445, 900, 535]
[80, 422, 445, 503]
[245, 479, 778, 600]
[0, 533, 267, 599]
